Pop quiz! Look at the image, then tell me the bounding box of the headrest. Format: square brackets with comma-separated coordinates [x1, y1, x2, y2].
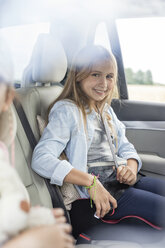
[22, 34, 67, 87]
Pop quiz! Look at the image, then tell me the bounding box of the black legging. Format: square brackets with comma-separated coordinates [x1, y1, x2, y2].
[70, 176, 165, 244]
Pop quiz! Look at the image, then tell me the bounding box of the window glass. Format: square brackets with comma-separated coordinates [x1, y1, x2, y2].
[116, 17, 165, 103]
[0, 22, 50, 84]
[94, 22, 118, 99]
[94, 22, 111, 52]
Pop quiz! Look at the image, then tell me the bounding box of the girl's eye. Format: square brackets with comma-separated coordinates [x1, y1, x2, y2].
[91, 73, 100, 77]
[107, 74, 113, 79]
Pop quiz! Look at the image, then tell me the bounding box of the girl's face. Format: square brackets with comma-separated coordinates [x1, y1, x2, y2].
[79, 60, 115, 106]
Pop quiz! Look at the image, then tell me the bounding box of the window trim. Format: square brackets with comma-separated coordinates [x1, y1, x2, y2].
[106, 19, 128, 100]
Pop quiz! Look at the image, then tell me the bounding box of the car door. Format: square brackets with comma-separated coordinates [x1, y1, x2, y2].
[108, 17, 165, 180]
[112, 99, 165, 179]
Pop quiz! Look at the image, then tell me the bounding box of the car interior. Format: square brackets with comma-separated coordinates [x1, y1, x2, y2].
[1, 0, 165, 247]
[12, 33, 143, 248]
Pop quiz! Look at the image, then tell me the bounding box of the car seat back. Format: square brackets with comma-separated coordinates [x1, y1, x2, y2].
[13, 34, 67, 209]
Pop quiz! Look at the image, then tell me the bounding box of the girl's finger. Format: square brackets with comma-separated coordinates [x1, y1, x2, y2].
[116, 166, 123, 180]
[109, 195, 117, 209]
[95, 203, 101, 218]
[100, 202, 110, 218]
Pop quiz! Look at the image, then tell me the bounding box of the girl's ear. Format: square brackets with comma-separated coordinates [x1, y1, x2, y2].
[2, 87, 15, 112]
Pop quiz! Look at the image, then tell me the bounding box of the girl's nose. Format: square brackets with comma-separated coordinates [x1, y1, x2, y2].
[100, 77, 107, 88]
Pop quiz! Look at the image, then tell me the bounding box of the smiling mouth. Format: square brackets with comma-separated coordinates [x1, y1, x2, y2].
[94, 89, 107, 94]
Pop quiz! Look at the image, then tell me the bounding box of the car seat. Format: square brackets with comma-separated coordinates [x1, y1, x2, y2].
[13, 34, 67, 208]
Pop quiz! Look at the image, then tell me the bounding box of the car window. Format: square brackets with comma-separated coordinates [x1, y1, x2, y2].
[0, 22, 50, 85]
[94, 22, 112, 52]
[116, 17, 165, 103]
[94, 21, 119, 99]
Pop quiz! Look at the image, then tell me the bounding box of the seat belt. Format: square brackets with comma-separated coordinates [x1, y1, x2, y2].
[13, 99, 36, 150]
[13, 98, 70, 223]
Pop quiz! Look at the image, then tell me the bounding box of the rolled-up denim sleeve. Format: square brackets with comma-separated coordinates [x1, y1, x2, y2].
[110, 108, 142, 171]
[31, 104, 75, 186]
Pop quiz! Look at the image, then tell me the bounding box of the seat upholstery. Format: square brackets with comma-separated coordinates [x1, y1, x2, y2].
[14, 85, 63, 207]
[14, 33, 67, 206]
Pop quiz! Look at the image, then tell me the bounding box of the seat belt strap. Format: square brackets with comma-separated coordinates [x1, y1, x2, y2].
[13, 99, 37, 149]
[102, 112, 119, 168]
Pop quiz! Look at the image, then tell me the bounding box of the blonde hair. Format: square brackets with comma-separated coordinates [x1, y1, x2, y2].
[49, 45, 118, 121]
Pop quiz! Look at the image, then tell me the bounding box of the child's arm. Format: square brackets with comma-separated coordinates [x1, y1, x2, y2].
[64, 168, 117, 218]
[31, 103, 75, 186]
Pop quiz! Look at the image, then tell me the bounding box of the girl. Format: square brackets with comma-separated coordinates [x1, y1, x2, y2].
[32, 45, 165, 240]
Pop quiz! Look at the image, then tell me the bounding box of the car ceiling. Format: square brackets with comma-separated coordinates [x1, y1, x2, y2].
[0, 0, 165, 28]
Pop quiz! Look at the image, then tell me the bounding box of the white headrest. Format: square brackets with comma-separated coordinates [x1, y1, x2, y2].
[22, 34, 67, 87]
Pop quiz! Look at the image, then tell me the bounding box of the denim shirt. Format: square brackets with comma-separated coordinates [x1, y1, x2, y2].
[31, 100, 142, 199]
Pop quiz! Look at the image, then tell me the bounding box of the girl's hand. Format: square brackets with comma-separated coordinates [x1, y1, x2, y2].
[117, 165, 137, 185]
[89, 179, 117, 218]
